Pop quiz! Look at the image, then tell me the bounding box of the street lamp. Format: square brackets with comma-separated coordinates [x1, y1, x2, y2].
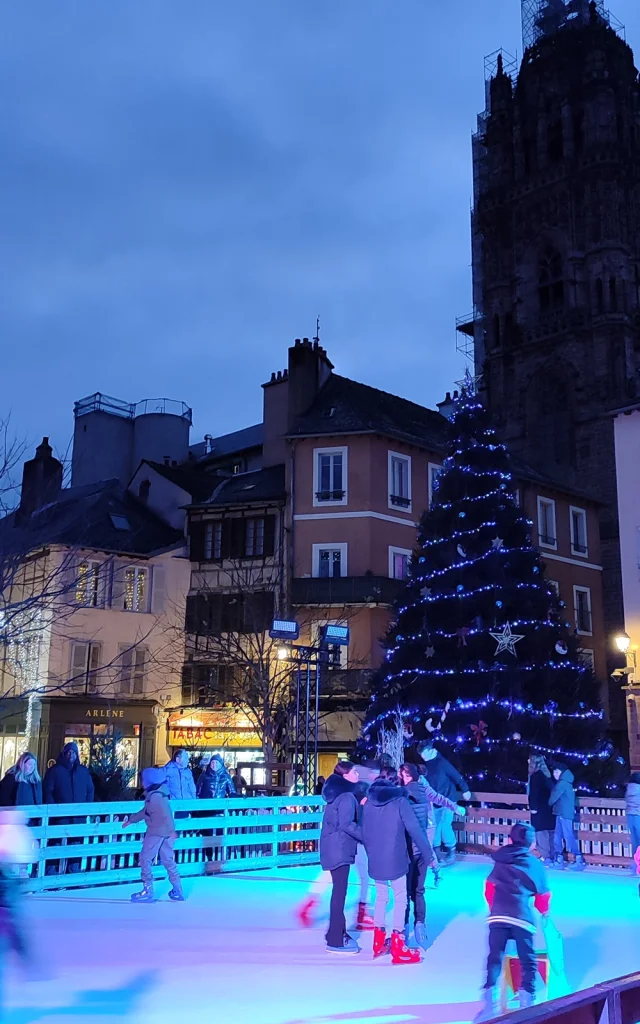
[615, 631, 631, 654]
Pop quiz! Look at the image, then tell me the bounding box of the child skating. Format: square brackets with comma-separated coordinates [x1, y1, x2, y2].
[123, 767, 185, 903]
[475, 823, 551, 1020]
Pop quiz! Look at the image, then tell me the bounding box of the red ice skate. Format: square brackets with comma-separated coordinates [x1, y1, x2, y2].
[356, 902, 375, 931]
[391, 929, 422, 965]
[296, 896, 317, 928]
[372, 927, 391, 959]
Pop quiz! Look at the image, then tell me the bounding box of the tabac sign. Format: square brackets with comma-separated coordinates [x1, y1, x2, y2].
[168, 727, 261, 749]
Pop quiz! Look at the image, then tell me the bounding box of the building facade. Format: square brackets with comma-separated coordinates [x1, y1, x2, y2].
[468, 1, 640, 721]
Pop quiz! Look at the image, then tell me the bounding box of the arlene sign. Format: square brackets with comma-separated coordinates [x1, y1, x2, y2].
[168, 727, 260, 749]
[85, 709, 126, 719]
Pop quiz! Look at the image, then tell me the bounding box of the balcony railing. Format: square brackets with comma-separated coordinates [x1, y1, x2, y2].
[291, 575, 402, 606]
[389, 494, 411, 509]
[314, 489, 345, 502]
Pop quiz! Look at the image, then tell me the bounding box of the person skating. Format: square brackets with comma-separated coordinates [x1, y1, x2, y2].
[626, 773, 640, 869]
[319, 761, 362, 955]
[527, 755, 555, 864]
[398, 762, 466, 949]
[361, 767, 434, 965]
[475, 823, 551, 1021]
[123, 767, 184, 903]
[549, 764, 584, 870]
[418, 740, 470, 866]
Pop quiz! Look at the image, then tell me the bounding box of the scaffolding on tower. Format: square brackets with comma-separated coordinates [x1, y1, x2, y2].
[521, 0, 623, 52]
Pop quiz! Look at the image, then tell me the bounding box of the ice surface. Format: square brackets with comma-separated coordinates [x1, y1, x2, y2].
[6, 857, 639, 1023]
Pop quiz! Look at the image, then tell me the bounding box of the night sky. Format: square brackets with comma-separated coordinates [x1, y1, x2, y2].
[3, 1, 640, 463]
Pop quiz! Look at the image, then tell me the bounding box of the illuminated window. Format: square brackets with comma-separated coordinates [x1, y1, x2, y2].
[124, 567, 148, 612]
[75, 561, 104, 607]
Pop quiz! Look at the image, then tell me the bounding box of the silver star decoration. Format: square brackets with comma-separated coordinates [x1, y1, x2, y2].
[455, 367, 483, 395]
[425, 646, 435, 658]
[420, 586, 432, 599]
[491, 537, 504, 550]
[490, 622, 525, 657]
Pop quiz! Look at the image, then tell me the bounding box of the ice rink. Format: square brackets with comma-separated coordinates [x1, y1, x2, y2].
[6, 857, 639, 1024]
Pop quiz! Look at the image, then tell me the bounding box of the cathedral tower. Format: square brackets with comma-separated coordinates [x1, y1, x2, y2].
[471, 0, 640, 691]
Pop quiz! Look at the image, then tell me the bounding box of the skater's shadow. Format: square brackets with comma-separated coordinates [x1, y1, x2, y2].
[4, 968, 157, 1022]
[280, 1000, 481, 1024]
[562, 925, 601, 992]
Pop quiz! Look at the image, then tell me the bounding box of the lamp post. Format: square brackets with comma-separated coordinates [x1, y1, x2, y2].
[614, 630, 637, 678]
[614, 631, 640, 770]
[269, 619, 350, 794]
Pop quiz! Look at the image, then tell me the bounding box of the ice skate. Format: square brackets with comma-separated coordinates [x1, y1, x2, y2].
[168, 888, 185, 901]
[570, 854, 586, 871]
[391, 929, 422, 964]
[355, 902, 374, 930]
[372, 927, 391, 959]
[518, 990, 535, 1009]
[327, 933, 360, 956]
[131, 884, 155, 903]
[473, 987, 499, 1022]
[414, 921, 428, 950]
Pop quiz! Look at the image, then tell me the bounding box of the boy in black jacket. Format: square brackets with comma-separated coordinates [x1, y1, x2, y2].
[475, 823, 551, 1021]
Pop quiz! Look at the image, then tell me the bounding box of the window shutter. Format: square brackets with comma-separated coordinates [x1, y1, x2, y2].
[185, 595, 197, 633]
[189, 521, 206, 562]
[150, 565, 166, 614]
[118, 645, 133, 694]
[181, 664, 194, 705]
[220, 519, 232, 560]
[111, 565, 126, 610]
[133, 648, 147, 694]
[263, 515, 276, 556]
[70, 642, 88, 689]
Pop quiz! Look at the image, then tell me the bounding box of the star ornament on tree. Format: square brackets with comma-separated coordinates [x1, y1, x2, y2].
[490, 622, 525, 657]
[491, 537, 504, 550]
[455, 367, 483, 396]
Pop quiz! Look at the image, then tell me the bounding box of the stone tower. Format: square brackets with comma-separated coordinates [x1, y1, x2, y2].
[470, 0, 640, 698]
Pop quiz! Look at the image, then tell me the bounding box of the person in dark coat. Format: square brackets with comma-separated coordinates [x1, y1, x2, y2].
[418, 741, 471, 865]
[196, 755, 236, 799]
[527, 755, 555, 864]
[475, 823, 551, 1020]
[361, 768, 434, 965]
[0, 753, 42, 809]
[319, 761, 362, 956]
[549, 764, 584, 870]
[314, 775, 326, 796]
[43, 742, 94, 874]
[399, 763, 466, 948]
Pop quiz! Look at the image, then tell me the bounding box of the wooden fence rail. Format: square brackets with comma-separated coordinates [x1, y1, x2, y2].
[490, 970, 640, 1024]
[20, 796, 324, 892]
[11, 790, 636, 892]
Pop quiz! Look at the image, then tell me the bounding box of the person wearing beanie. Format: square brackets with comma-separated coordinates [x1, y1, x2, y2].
[549, 763, 584, 871]
[123, 767, 184, 903]
[475, 823, 551, 1020]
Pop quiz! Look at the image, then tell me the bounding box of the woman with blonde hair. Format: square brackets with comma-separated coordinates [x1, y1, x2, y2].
[527, 754, 554, 863]
[0, 752, 42, 808]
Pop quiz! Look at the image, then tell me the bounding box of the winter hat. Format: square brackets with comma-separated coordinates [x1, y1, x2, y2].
[510, 823, 535, 848]
[62, 742, 80, 758]
[629, 773, 640, 786]
[141, 767, 166, 789]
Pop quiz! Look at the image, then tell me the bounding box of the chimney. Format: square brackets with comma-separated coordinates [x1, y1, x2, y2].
[436, 390, 459, 421]
[286, 337, 334, 431]
[18, 437, 63, 518]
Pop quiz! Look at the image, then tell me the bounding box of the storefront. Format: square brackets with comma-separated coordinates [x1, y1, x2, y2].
[0, 698, 29, 778]
[167, 710, 265, 782]
[37, 698, 160, 784]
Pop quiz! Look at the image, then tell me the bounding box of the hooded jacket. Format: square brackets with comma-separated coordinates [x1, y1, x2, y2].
[196, 762, 236, 799]
[404, 779, 459, 834]
[164, 759, 197, 801]
[43, 743, 94, 806]
[549, 767, 576, 820]
[361, 779, 433, 881]
[527, 770, 555, 832]
[485, 843, 551, 933]
[421, 750, 469, 802]
[127, 768, 176, 838]
[319, 773, 361, 871]
[626, 778, 640, 818]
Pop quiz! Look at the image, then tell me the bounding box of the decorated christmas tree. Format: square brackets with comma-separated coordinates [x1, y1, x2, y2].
[361, 375, 620, 793]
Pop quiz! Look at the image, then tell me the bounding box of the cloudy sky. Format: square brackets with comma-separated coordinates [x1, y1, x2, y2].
[3, 1, 640, 463]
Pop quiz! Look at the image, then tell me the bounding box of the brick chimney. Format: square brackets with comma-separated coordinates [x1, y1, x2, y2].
[262, 337, 334, 467]
[436, 390, 459, 421]
[18, 437, 63, 518]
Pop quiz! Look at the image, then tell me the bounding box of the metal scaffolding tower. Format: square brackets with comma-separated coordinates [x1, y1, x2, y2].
[521, 0, 608, 51]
